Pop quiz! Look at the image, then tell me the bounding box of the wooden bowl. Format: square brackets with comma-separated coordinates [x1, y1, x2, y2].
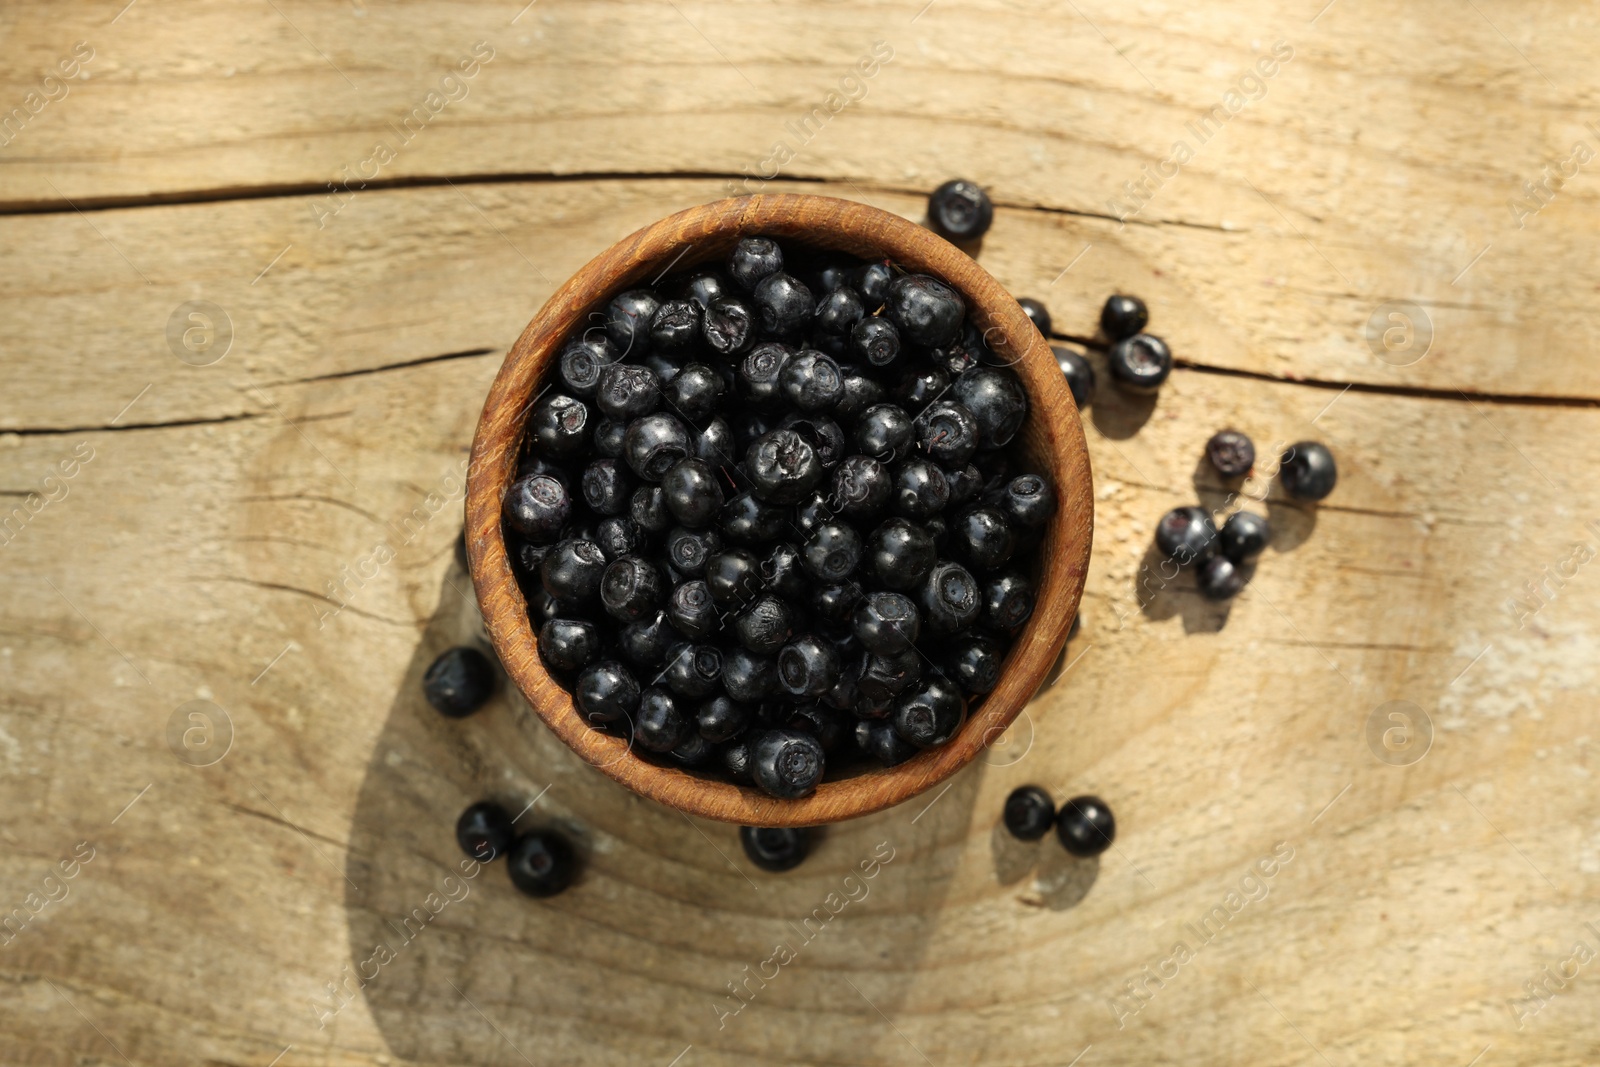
[466, 194, 1093, 827]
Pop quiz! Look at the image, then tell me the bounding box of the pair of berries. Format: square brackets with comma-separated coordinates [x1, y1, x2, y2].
[1003, 787, 1116, 857]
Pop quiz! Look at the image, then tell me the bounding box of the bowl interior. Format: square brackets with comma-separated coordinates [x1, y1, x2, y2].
[466, 194, 1093, 826]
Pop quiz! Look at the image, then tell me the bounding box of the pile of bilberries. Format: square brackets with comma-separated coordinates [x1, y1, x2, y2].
[500, 236, 1056, 800]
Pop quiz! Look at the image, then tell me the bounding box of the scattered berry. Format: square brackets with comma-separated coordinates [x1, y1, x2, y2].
[927, 179, 994, 242]
[1280, 441, 1338, 501]
[1155, 506, 1217, 566]
[507, 830, 576, 897]
[1100, 295, 1148, 341]
[740, 825, 810, 871]
[1206, 429, 1256, 479]
[1107, 333, 1173, 393]
[456, 801, 514, 862]
[1220, 511, 1272, 562]
[1054, 346, 1096, 408]
[1018, 298, 1052, 336]
[1198, 555, 1245, 600]
[1056, 795, 1116, 857]
[1003, 785, 1055, 840]
[423, 647, 497, 718]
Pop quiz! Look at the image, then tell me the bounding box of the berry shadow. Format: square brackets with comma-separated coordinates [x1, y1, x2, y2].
[1089, 376, 1159, 441]
[1266, 497, 1318, 553]
[341, 555, 982, 1064]
[1133, 541, 1233, 633]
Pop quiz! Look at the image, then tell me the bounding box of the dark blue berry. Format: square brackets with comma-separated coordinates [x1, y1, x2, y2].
[581, 459, 633, 517]
[663, 642, 723, 699]
[529, 393, 592, 459]
[424, 647, 496, 718]
[815, 287, 865, 338]
[920, 560, 981, 634]
[1155, 506, 1217, 566]
[599, 555, 662, 622]
[504, 473, 571, 543]
[779, 349, 844, 412]
[854, 403, 914, 461]
[752, 728, 826, 798]
[559, 334, 619, 398]
[981, 572, 1034, 634]
[617, 611, 673, 668]
[705, 548, 762, 607]
[698, 695, 750, 743]
[606, 289, 660, 357]
[722, 737, 755, 782]
[695, 418, 736, 468]
[1003, 786, 1054, 841]
[635, 686, 689, 751]
[886, 274, 966, 348]
[457, 801, 514, 862]
[866, 518, 937, 590]
[1220, 511, 1272, 561]
[891, 459, 950, 520]
[780, 414, 847, 469]
[722, 646, 777, 702]
[507, 830, 575, 897]
[1280, 441, 1337, 500]
[1101, 295, 1148, 341]
[753, 272, 816, 338]
[1054, 346, 1096, 408]
[953, 368, 1027, 448]
[740, 825, 810, 872]
[893, 674, 965, 747]
[661, 458, 724, 528]
[738, 342, 793, 406]
[666, 579, 721, 639]
[857, 647, 923, 702]
[701, 295, 756, 358]
[630, 486, 673, 533]
[831, 456, 891, 518]
[855, 261, 894, 302]
[948, 634, 1003, 695]
[949, 507, 1015, 572]
[734, 594, 797, 654]
[777, 635, 840, 698]
[894, 365, 951, 413]
[541, 539, 608, 602]
[856, 718, 918, 767]
[1108, 333, 1172, 393]
[811, 581, 864, 628]
[993, 474, 1054, 530]
[595, 363, 660, 420]
[671, 730, 717, 766]
[680, 270, 727, 310]
[729, 237, 783, 292]
[650, 299, 701, 355]
[595, 516, 642, 560]
[928, 179, 993, 241]
[1198, 555, 1244, 600]
[592, 417, 627, 458]
[662, 362, 724, 422]
[1018, 298, 1052, 336]
[837, 371, 883, 423]
[538, 618, 601, 673]
[1056, 795, 1115, 856]
[665, 526, 721, 576]
[801, 522, 863, 583]
[720, 491, 785, 544]
[763, 543, 808, 600]
[622, 413, 691, 482]
[574, 660, 639, 727]
[945, 463, 983, 507]
[915, 401, 981, 466]
[745, 429, 824, 504]
[1206, 430, 1256, 479]
[850, 317, 901, 367]
[853, 591, 920, 655]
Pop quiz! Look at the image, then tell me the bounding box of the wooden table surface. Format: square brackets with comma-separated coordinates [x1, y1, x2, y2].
[5, 2, 1599, 1064]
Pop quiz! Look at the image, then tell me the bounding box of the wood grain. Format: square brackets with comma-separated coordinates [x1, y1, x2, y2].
[4, 2, 1600, 1065]
[466, 193, 1092, 826]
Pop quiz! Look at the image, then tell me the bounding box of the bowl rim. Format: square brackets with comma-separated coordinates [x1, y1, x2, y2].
[466, 192, 1094, 826]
